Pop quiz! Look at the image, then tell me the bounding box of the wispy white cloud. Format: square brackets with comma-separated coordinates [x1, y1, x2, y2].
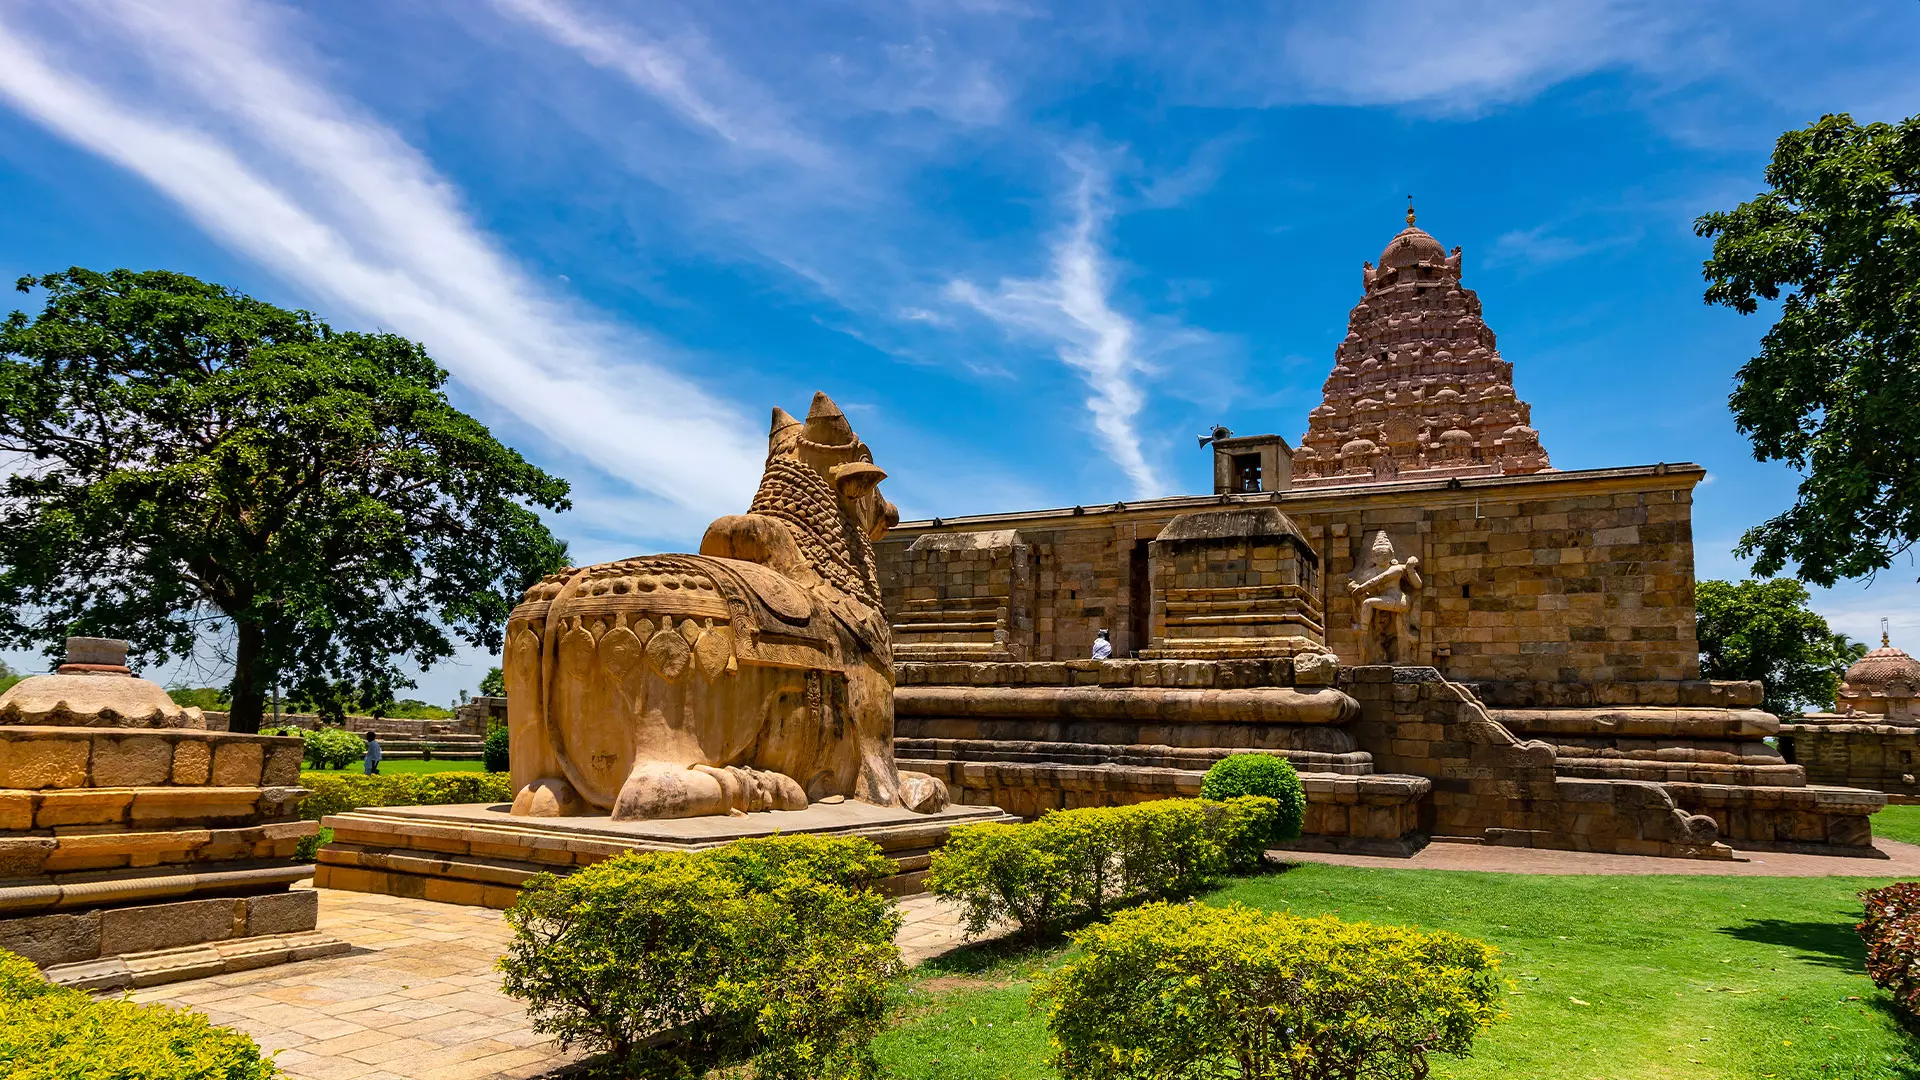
[1483, 223, 1643, 269]
[0, 1, 761, 535]
[489, 0, 826, 165]
[947, 159, 1165, 497]
[1273, 0, 1665, 113]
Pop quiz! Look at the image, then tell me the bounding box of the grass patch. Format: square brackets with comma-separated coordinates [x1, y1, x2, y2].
[874, 863, 1919, 1080]
[299, 758, 489, 775]
[1876, 804, 1920, 846]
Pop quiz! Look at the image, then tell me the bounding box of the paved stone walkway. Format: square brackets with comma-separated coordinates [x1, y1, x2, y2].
[130, 886, 979, 1080]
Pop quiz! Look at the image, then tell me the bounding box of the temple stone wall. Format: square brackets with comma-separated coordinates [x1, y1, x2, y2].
[877, 464, 1703, 692]
[889, 531, 1035, 662]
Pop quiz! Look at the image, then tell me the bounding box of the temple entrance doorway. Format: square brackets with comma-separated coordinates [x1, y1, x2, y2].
[1128, 539, 1152, 657]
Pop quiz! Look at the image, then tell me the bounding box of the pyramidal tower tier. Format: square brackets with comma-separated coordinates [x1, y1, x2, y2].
[1291, 206, 1551, 487]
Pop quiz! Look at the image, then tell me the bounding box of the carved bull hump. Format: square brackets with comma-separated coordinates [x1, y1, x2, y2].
[503, 392, 946, 821]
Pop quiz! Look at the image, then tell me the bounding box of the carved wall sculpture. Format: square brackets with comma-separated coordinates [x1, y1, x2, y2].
[1292, 206, 1552, 487]
[504, 393, 949, 821]
[1347, 530, 1422, 664]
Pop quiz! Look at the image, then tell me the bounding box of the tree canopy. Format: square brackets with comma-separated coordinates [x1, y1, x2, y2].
[479, 665, 506, 698]
[0, 268, 571, 731]
[1695, 578, 1866, 716]
[1696, 112, 1920, 586]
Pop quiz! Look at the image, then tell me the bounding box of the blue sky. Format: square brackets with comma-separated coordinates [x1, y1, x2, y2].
[1, 0, 1917, 704]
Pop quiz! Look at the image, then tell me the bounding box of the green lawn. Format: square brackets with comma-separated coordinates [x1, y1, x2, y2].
[302, 759, 490, 775]
[1876, 804, 1920, 846]
[875, 864, 1919, 1080]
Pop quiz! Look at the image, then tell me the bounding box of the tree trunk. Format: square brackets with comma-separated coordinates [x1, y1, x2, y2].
[228, 620, 268, 734]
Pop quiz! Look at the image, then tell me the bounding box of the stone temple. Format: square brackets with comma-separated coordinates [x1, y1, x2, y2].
[873, 210, 1885, 858]
[1781, 629, 1920, 803]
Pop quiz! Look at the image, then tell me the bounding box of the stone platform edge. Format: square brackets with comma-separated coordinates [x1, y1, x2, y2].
[314, 801, 1019, 908]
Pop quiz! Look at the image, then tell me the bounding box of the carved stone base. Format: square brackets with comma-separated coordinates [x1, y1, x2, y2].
[314, 800, 1017, 906]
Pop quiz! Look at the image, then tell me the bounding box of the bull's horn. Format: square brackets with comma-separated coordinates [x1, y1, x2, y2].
[769, 407, 802, 453]
[804, 391, 855, 445]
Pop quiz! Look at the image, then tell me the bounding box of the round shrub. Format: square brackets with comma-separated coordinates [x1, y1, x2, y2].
[1035, 902, 1502, 1080]
[303, 726, 367, 770]
[482, 725, 510, 773]
[1200, 754, 1305, 842]
[500, 835, 903, 1079]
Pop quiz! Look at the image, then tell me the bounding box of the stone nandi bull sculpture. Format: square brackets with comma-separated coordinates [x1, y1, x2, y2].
[503, 393, 949, 820]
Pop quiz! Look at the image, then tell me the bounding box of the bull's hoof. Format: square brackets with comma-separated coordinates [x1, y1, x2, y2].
[611, 763, 809, 820]
[613, 765, 730, 821]
[511, 776, 586, 818]
[898, 771, 950, 814]
[695, 764, 808, 813]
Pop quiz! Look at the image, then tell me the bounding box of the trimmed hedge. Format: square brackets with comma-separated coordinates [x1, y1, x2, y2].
[924, 797, 1280, 939]
[295, 771, 514, 820]
[1035, 902, 1503, 1080]
[0, 947, 278, 1079]
[499, 834, 902, 1080]
[1199, 753, 1306, 843]
[1860, 881, 1920, 1018]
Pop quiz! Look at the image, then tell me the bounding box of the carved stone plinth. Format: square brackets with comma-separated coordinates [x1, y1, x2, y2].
[0, 640, 344, 989]
[313, 800, 1016, 905]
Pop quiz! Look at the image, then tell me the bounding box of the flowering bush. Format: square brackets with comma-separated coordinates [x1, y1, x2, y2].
[1860, 881, 1920, 1017]
[1035, 902, 1503, 1080]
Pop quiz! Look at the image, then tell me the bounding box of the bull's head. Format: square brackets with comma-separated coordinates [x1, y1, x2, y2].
[771, 392, 899, 543]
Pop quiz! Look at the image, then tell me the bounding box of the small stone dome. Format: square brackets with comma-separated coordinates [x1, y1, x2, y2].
[1843, 643, 1920, 695]
[1341, 437, 1378, 457]
[1438, 428, 1473, 447]
[1379, 225, 1447, 271]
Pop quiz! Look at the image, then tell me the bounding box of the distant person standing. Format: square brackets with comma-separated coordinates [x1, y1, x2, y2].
[363, 730, 383, 775]
[1091, 628, 1113, 660]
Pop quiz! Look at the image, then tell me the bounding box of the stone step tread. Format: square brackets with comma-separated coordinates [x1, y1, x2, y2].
[45, 930, 351, 992]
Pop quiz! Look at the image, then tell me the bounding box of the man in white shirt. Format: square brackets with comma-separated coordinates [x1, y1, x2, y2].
[1091, 629, 1113, 660]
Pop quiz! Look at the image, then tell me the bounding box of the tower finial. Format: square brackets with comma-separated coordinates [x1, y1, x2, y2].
[1885, 616, 1893, 648]
[1406, 195, 1416, 226]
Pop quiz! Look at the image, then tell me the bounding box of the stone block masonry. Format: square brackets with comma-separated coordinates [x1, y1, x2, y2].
[0, 641, 345, 990]
[890, 657, 1884, 859]
[878, 463, 1704, 692]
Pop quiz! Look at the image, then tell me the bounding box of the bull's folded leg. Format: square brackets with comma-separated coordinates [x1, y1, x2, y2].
[512, 776, 586, 818]
[613, 762, 733, 821]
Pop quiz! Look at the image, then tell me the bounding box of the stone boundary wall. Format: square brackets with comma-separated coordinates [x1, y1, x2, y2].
[1780, 723, 1920, 804]
[204, 711, 485, 738]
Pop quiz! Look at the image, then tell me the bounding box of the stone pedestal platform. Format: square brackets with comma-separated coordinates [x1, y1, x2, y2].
[315, 801, 1018, 908]
[0, 640, 350, 991]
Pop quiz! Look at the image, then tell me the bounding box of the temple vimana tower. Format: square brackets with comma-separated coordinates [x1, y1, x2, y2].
[874, 208, 1886, 858]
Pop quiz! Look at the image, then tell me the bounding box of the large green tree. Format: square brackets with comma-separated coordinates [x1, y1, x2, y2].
[0, 268, 572, 732]
[1695, 578, 1867, 717]
[1696, 112, 1920, 586]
